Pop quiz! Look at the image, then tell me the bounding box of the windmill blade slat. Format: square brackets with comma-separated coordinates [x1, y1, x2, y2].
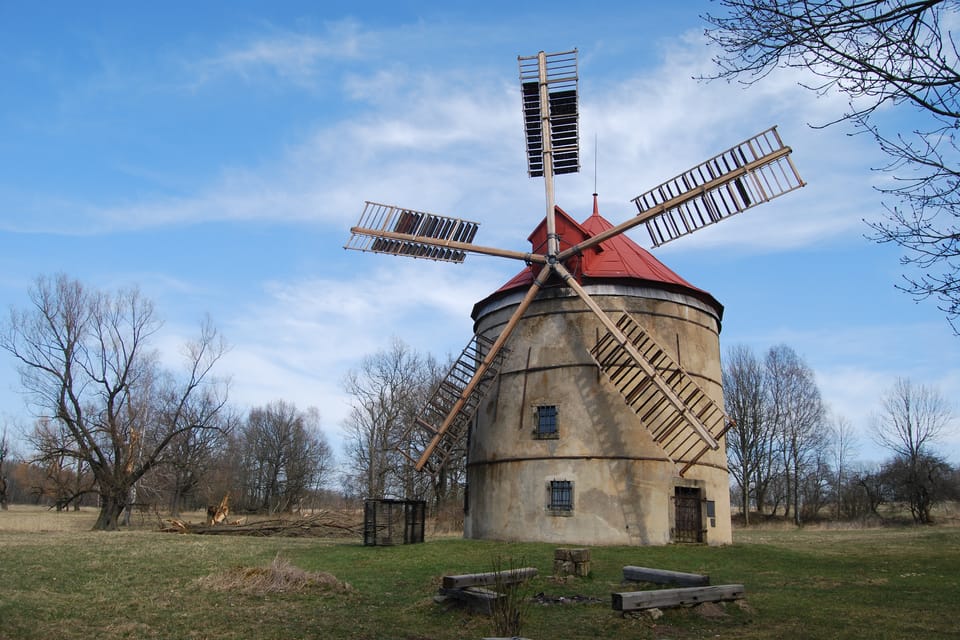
[633, 127, 803, 248]
[344, 201, 482, 264]
[518, 49, 580, 178]
[399, 333, 510, 475]
[404, 268, 550, 475]
[589, 312, 729, 476]
[347, 201, 550, 264]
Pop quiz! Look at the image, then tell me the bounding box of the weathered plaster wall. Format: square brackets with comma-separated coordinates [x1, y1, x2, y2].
[464, 284, 732, 545]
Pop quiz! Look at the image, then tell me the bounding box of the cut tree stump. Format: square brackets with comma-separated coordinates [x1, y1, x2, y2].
[555, 548, 591, 577]
[622, 566, 710, 587]
[612, 584, 745, 612]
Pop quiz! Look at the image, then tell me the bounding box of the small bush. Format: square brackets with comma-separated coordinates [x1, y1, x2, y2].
[490, 556, 531, 637]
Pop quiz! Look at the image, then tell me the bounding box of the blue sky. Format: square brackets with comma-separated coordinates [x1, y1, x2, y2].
[1, 1, 957, 464]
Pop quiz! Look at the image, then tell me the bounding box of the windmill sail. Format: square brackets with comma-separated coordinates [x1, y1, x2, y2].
[518, 49, 580, 178]
[406, 267, 551, 474]
[633, 127, 804, 247]
[556, 127, 804, 261]
[552, 260, 726, 474]
[590, 312, 732, 476]
[345, 201, 481, 263]
[400, 334, 510, 475]
[346, 201, 547, 264]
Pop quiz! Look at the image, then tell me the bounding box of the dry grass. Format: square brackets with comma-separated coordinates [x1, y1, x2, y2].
[0, 504, 98, 532]
[196, 554, 353, 596]
[1, 515, 959, 639]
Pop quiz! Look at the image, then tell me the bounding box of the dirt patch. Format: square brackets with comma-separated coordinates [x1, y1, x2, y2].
[531, 592, 604, 605]
[196, 555, 353, 595]
[695, 601, 729, 619]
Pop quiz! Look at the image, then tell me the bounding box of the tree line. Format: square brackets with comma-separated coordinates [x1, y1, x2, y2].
[724, 344, 958, 525]
[0, 275, 461, 529]
[0, 276, 338, 527]
[1, 274, 957, 530]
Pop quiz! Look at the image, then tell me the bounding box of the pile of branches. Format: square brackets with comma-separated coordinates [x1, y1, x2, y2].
[160, 510, 363, 538]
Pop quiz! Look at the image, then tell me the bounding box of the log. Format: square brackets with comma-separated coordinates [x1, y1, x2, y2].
[441, 567, 538, 590]
[438, 586, 502, 615]
[612, 584, 745, 612]
[622, 565, 709, 587]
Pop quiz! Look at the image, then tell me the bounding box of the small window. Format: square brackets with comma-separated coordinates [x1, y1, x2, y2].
[535, 405, 558, 439]
[548, 480, 573, 513]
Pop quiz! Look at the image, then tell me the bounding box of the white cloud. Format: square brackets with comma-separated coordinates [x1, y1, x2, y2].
[6, 24, 885, 262]
[726, 321, 960, 463]
[189, 20, 368, 88]
[214, 257, 512, 427]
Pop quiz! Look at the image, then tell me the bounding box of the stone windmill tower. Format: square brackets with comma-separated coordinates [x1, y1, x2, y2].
[345, 50, 804, 545]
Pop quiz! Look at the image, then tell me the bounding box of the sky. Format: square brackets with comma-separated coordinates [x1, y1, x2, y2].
[1, 1, 958, 466]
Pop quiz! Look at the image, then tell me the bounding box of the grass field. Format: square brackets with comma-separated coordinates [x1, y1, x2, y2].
[1, 506, 958, 639]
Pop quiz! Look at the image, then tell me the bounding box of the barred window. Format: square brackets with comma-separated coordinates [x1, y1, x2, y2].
[535, 405, 558, 439]
[549, 480, 573, 512]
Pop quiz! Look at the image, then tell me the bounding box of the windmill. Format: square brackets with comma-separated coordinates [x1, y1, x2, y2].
[345, 50, 804, 545]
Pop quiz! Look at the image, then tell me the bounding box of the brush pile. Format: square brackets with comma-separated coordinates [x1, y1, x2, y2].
[160, 510, 363, 538]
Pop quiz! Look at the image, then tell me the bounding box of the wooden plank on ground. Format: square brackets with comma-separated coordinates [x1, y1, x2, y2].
[441, 567, 538, 589]
[438, 586, 502, 615]
[622, 565, 709, 587]
[612, 584, 745, 612]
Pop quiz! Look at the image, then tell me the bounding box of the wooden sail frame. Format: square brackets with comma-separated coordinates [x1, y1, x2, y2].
[345, 49, 805, 477]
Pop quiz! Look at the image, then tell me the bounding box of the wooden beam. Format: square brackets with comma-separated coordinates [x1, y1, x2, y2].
[349, 226, 547, 264]
[441, 567, 538, 590]
[622, 566, 710, 587]
[415, 269, 550, 472]
[553, 262, 719, 450]
[437, 586, 502, 615]
[612, 584, 745, 612]
[556, 143, 795, 261]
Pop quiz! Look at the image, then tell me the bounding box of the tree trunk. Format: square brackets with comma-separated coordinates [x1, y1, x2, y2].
[792, 460, 802, 526]
[170, 483, 183, 517]
[93, 491, 128, 531]
[754, 482, 766, 516]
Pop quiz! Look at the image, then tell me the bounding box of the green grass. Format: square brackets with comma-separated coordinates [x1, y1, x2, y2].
[1, 508, 958, 639]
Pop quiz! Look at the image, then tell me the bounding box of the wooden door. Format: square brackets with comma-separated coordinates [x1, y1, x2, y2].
[674, 487, 703, 543]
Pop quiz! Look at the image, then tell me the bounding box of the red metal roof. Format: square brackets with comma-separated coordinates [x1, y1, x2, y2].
[477, 195, 722, 314]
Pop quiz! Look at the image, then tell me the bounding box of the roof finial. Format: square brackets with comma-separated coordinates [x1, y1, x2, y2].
[592, 133, 600, 218]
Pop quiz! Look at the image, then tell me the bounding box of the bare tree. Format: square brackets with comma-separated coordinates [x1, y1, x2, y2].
[871, 377, 954, 522]
[830, 414, 858, 520]
[852, 462, 891, 518]
[882, 450, 954, 522]
[723, 344, 772, 524]
[27, 417, 93, 510]
[1, 274, 229, 530]
[341, 338, 437, 500]
[765, 345, 827, 524]
[800, 453, 833, 521]
[152, 399, 237, 516]
[236, 401, 333, 513]
[0, 424, 9, 510]
[872, 378, 952, 459]
[703, 1, 960, 331]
